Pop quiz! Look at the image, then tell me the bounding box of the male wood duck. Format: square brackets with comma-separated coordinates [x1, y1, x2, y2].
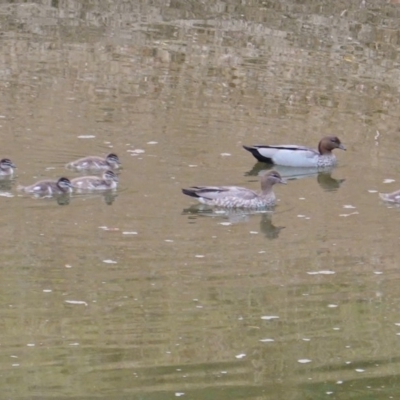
[243, 136, 346, 167]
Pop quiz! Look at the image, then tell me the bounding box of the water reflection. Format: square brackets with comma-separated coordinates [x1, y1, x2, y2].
[245, 163, 345, 191]
[182, 205, 285, 239]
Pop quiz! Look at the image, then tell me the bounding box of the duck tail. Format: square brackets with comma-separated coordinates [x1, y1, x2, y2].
[182, 188, 200, 198]
[243, 145, 273, 163]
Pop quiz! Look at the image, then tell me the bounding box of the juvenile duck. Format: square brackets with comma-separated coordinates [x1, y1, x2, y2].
[66, 153, 121, 171]
[379, 190, 400, 203]
[0, 158, 16, 176]
[71, 170, 119, 191]
[18, 177, 73, 196]
[243, 136, 346, 168]
[182, 170, 286, 208]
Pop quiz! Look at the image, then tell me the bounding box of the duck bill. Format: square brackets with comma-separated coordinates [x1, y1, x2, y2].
[279, 178, 287, 185]
[339, 144, 346, 151]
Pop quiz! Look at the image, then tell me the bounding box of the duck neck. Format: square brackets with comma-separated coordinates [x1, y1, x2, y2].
[260, 179, 273, 195]
[318, 141, 331, 155]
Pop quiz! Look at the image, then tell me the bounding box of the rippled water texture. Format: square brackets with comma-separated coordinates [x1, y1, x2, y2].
[2, 1, 400, 398]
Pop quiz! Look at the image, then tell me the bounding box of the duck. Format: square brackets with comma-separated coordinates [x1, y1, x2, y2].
[379, 190, 400, 203]
[243, 136, 346, 168]
[71, 170, 119, 191]
[66, 153, 121, 171]
[18, 177, 73, 196]
[181, 170, 286, 208]
[0, 158, 16, 176]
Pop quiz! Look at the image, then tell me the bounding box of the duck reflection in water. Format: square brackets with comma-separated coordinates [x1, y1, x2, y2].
[182, 206, 285, 239]
[245, 163, 345, 192]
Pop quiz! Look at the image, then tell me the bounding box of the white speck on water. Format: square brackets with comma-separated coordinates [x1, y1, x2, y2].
[383, 179, 395, 184]
[395, 333, 400, 336]
[45, 167, 56, 170]
[196, 305, 203, 309]
[221, 371, 227, 374]
[326, 392, 333, 395]
[345, 361, 351, 364]
[10, 356, 17, 358]
[193, 299, 198, 301]
[43, 289, 52, 293]
[238, 316, 243, 320]
[261, 316, 279, 320]
[189, 165, 197, 167]
[195, 255, 204, 258]
[103, 259, 117, 264]
[373, 271, 383, 275]
[250, 231, 258, 234]
[302, 338, 311, 341]
[339, 212, 359, 217]
[299, 197, 305, 200]
[77, 135, 95, 139]
[355, 369, 365, 372]
[337, 381, 343, 384]
[165, 239, 174, 242]
[65, 264, 72, 268]
[395, 323, 400, 326]
[235, 353, 246, 359]
[65, 300, 88, 306]
[298, 359, 312, 364]
[258, 251, 266, 253]
[12, 364, 19, 367]
[368, 189, 378, 193]
[128, 149, 145, 154]
[333, 327, 341, 331]
[0, 115, 6, 118]
[69, 343, 79, 346]
[328, 304, 338, 308]
[343, 205, 356, 209]
[307, 270, 335, 275]
[122, 231, 138, 235]
[147, 141, 158, 144]
[176, 369, 181, 371]
[175, 393, 185, 397]
[220, 153, 231, 156]
[0, 192, 13, 197]
[220, 222, 231, 226]
[27, 344, 35, 347]
[259, 338, 274, 342]
[297, 215, 306, 218]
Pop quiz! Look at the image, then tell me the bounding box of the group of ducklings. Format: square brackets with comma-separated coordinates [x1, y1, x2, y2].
[0, 153, 121, 197]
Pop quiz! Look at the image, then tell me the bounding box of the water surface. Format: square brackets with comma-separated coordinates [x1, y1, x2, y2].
[1, 1, 400, 399]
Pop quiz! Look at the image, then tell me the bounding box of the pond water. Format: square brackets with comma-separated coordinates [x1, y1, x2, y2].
[1, 1, 400, 399]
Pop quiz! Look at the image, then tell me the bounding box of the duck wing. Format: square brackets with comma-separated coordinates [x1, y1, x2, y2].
[182, 186, 258, 200]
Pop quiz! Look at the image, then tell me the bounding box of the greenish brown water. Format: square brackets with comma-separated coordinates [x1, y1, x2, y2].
[1, 1, 400, 399]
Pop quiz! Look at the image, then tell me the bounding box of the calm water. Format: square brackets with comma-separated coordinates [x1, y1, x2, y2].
[1, 1, 400, 398]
